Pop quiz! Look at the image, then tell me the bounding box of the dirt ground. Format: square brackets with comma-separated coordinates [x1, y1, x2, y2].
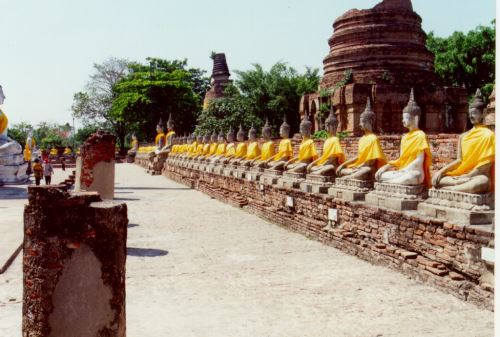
[0, 164, 494, 337]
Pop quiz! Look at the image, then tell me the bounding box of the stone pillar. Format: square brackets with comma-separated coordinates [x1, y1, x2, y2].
[75, 130, 115, 199]
[23, 185, 128, 337]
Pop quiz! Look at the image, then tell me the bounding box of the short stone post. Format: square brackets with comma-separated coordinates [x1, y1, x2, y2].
[75, 130, 116, 199]
[23, 185, 128, 337]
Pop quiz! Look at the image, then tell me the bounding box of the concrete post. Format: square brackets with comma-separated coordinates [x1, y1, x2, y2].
[75, 130, 116, 199]
[23, 185, 128, 337]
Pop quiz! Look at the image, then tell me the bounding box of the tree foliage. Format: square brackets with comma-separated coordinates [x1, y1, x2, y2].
[197, 62, 319, 135]
[427, 21, 495, 97]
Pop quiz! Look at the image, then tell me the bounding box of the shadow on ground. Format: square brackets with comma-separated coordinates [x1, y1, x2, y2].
[114, 197, 141, 201]
[0, 186, 28, 200]
[128, 223, 140, 228]
[127, 247, 169, 257]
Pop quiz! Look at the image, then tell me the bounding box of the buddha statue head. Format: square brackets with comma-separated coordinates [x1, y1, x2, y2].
[237, 124, 246, 142]
[280, 114, 291, 139]
[299, 114, 313, 138]
[360, 97, 376, 133]
[325, 108, 338, 136]
[196, 133, 203, 143]
[217, 130, 225, 143]
[167, 113, 175, 131]
[203, 133, 210, 143]
[190, 133, 196, 143]
[469, 89, 486, 126]
[402, 88, 421, 131]
[156, 118, 165, 134]
[210, 131, 218, 143]
[248, 124, 258, 141]
[262, 118, 272, 140]
[227, 127, 236, 143]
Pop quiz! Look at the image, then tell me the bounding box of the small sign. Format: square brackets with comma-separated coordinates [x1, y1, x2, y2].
[328, 208, 338, 221]
[481, 247, 495, 263]
[286, 196, 294, 207]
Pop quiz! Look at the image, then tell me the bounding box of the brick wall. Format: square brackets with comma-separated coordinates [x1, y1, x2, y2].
[162, 163, 494, 311]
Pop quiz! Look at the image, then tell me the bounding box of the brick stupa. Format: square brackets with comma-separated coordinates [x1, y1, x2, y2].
[300, 0, 468, 135]
[203, 53, 232, 110]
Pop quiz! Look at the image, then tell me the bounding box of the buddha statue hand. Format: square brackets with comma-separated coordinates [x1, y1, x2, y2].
[375, 164, 392, 182]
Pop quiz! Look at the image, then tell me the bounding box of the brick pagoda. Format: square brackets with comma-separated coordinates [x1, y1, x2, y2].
[300, 0, 468, 135]
[203, 53, 232, 110]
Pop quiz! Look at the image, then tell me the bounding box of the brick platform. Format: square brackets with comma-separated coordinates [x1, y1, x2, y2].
[162, 162, 494, 311]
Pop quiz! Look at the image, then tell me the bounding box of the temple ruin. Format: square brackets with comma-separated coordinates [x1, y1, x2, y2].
[203, 53, 232, 110]
[300, 0, 468, 135]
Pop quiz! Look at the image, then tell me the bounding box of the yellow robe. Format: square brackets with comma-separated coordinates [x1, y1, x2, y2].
[297, 138, 318, 162]
[207, 143, 217, 156]
[215, 143, 226, 156]
[165, 131, 176, 145]
[446, 125, 495, 191]
[245, 142, 260, 160]
[347, 133, 386, 169]
[202, 143, 211, 156]
[155, 132, 166, 147]
[189, 142, 198, 156]
[272, 139, 293, 161]
[24, 146, 31, 161]
[0, 109, 7, 135]
[389, 129, 432, 187]
[315, 136, 345, 166]
[259, 141, 275, 160]
[195, 144, 204, 155]
[225, 143, 236, 157]
[235, 143, 248, 158]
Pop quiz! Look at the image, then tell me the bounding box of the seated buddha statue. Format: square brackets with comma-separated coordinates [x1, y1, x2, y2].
[128, 133, 139, 155]
[307, 109, 345, 176]
[284, 114, 318, 174]
[192, 134, 204, 159]
[202, 132, 219, 162]
[50, 147, 58, 157]
[240, 125, 261, 167]
[432, 89, 495, 194]
[252, 119, 276, 168]
[229, 125, 248, 165]
[187, 133, 198, 159]
[0, 85, 29, 184]
[220, 128, 237, 165]
[63, 146, 72, 155]
[160, 113, 176, 153]
[337, 98, 386, 180]
[197, 134, 211, 159]
[153, 119, 166, 154]
[375, 89, 432, 186]
[208, 131, 227, 164]
[267, 115, 293, 171]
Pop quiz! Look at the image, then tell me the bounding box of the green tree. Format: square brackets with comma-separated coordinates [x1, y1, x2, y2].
[7, 122, 33, 147]
[427, 21, 495, 97]
[72, 57, 129, 154]
[111, 58, 209, 144]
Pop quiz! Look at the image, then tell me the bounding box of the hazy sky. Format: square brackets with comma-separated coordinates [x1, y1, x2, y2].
[0, 0, 496, 127]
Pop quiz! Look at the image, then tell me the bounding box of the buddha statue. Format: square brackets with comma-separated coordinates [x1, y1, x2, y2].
[267, 115, 293, 171]
[194, 134, 204, 157]
[203, 131, 218, 162]
[50, 147, 58, 157]
[199, 133, 211, 158]
[284, 114, 318, 174]
[209, 131, 227, 164]
[161, 113, 176, 153]
[336, 98, 386, 180]
[153, 119, 166, 153]
[0, 85, 29, 184]
[229, 125, 248, 165]
[307, 109, 345, 176]
[23, 129, 38, 162]
[220, 127, 237, 165]
[252, 118, 276, 168]
[128, 133, 138, 154]
[188, 133, 198, 158]
[240, 125, 261, 167]
[374, 89, 431, 186]
[63, 146, 72, 155]
[432, 89, 495, 194]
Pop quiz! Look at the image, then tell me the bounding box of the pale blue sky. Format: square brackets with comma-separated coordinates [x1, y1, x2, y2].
[0, 0, 496, 127]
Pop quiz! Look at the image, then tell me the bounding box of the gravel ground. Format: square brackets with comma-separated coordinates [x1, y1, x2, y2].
[0, 163, 494, 337]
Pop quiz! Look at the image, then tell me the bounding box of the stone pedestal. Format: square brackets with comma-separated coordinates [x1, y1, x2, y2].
[213, 164, 224, 175]
[300, 174, 334, 194]
[223, 166, 234, 177]
[246, 167, 264, 182]
[232, 166, 248, 179]
[418, 189, 495, 225]
[75, 131, 115, 200]
[0, 136, 29, 184]
[328, 177, 374, 201]
[278, 171, 306, 189]
[23, 185, 127, 337]
[365, 182, 426, 211]
[147, 152, 168, 175]
[260, 169, 283, 185]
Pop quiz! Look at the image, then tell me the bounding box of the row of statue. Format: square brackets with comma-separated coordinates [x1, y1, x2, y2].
[161, 89, 494, 196]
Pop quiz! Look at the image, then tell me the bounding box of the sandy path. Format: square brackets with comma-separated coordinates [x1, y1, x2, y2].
[0, 164, 494, 336]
